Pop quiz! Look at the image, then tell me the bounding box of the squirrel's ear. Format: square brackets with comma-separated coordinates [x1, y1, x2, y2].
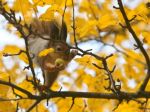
[49, 21, 59, 40]
[60, 21, 67, 42]
[48, 20, 67, 42]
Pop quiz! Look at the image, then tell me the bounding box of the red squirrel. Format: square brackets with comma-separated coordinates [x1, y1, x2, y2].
[28, 17, 77, 90]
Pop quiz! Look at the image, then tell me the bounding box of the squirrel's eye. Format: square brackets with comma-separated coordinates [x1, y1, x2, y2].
[56, 46, 62, 51]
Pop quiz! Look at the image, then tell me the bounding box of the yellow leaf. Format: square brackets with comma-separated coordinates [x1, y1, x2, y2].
[0, 85, 10, 97]
[75, 55, 92, 66]
[78, 20, 98, 38]
[0, 71, 9, 79]
[13, 0, 33, 22]
[125, 3, 149, 23]
[19, 53, 29, 64]
[88, 99, 107, 112]
[116, 101, 141, 112]
[142, 31, 150, 44]
[66, 0, 72, 6]
[38, 48, 55, 57]
[15, 79, 34, 97]
[0, 102, 16, 112]
[3, 45, 20, 54]
[19, 99, 34, 109]
[79, 0, 91, 14]
[33, 0, 63, 6]
[33, 0, 50, 6]
[98, 14, 116, 29]
[35, 102, 49, 112]
[39, 8, 54, 21]
[49, 4, 62, 13]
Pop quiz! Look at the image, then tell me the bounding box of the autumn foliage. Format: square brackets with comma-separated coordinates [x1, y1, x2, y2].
[0, 0, 150, 112]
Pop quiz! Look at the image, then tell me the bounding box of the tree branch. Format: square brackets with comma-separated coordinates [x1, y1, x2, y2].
[1, 79, 150, 112]
[2, 80, 150, 99]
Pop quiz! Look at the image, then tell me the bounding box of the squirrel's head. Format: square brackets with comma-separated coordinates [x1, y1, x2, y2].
[28, 17, 77, 72]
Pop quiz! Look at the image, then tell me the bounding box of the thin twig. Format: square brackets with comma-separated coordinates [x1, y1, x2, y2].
[16, 102, 19, 112]
[68, 97, 75, 112]
[71, 0, 78, 47]
[117, 0, 150, 92]
[3, 50, 26, 57]
[60, 0, 67, 40]
[26, 100, 42, 112]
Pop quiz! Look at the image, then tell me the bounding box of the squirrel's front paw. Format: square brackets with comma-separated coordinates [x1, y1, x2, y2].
[70, 49, 78, 59]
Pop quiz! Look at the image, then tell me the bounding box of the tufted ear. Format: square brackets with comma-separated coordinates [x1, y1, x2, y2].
[30, 18, 67, 42]
[48, 21, 60, 40]
[49, 19, 67, 42]
[60, 20, 67, 42]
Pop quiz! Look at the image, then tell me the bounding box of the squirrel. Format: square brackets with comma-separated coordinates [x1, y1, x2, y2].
[28, 17, 77, 90]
